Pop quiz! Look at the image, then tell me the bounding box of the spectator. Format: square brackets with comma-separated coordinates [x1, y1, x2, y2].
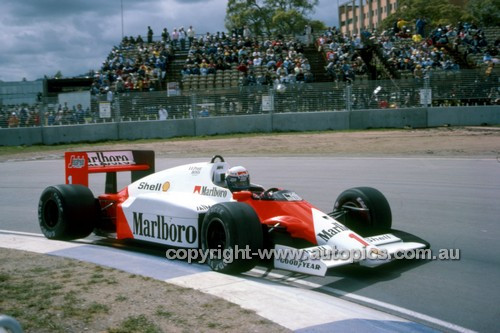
[47, 112, 55, 126]
[237, 61, 248, 74]
[416, 18, 426, 37]
[179, 27, 187, 50]
[161, 28, 170, 43]
[158, 105, 168, 120]
[171, 28, 179, 49]
[147, 26, 153, 43]
[75, 104, 85, 124]
[8, 112, 19, 128]
[413, 64, 424, 80]
[0, 111, 7, 128]
[187, 25, 195, 45]
[304, 24, 312, 46]
[243, 26, 251, 39]
[199, 107, 209, 117]
[19, 107, 28, 127]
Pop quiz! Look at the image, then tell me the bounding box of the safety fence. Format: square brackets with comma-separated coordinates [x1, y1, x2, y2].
[86, 68, 497, 123]
[0, 68, 497, 128]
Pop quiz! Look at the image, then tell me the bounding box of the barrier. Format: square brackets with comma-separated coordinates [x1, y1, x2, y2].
[350, 108, 427, 129]
[119, 119, 195, 140]
[273, 111, 349, 132]
[42, 123, 118, 145]
[427, 106, 500, 127]
[1, 106, 499, 146]
[195, 114, 272, 136]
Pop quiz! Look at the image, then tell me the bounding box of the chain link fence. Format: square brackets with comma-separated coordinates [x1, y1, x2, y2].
[1, 68, 498, 128]
[88, 68, 497, 122]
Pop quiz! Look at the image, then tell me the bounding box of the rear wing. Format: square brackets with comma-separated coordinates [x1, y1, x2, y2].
[65, 150, 155, 193]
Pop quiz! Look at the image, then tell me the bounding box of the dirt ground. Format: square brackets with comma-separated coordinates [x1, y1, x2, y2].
[1, 126, 500, 162]
[0, 248, 288, 333]
[1, 126, 499, 333]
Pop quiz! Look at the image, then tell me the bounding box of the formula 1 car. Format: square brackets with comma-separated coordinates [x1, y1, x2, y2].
[38, 151, 429, 276]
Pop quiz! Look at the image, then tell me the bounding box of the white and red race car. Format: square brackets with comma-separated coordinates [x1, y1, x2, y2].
[38, 151, 429, 276]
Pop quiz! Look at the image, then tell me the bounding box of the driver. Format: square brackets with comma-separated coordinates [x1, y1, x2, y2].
[225, 166, 264, 193]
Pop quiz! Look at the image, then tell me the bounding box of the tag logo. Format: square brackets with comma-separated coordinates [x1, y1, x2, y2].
[68, 155, 85, 168]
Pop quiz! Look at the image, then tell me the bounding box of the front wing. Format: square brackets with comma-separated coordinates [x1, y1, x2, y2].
[274, 231, 429, 276]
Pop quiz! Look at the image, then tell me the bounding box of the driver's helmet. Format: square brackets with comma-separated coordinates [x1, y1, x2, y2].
[225, 166, 250, 192]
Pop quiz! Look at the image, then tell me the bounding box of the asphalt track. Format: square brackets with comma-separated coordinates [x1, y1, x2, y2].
[1, 156, 499, 332]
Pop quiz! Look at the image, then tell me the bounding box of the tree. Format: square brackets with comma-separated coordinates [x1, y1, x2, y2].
[465, 0, 500, 27]
[225, 0, 320, 37]
[379, 0, 468, 32]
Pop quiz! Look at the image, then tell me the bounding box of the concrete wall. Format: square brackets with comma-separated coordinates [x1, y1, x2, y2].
[427, 106, 500, 127]
[0, 127, 43, 146]
[42, 123, 118, 145]
[350, 108, 427, 129]
[195, 114, 272, 136]
[273, 111, 349, 132]
[1, 106, 499, 146]
[119, 119, 195, 140]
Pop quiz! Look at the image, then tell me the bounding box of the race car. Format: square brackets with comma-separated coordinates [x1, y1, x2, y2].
[38, 150, 429, 276]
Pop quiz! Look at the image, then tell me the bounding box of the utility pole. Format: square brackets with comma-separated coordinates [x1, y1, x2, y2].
[121, 0, 124, 40]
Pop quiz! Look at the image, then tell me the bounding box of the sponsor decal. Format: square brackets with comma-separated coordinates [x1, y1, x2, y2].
[133, 212, 197, 244]
[277, 258, 321, 271]
[137, 181, 171, 192]
[282, 191, 302, 201]
[365, 233, 399, 244]
[189, 166, 202, 175]
[67, 155, 85, 168]
[196, 204, 211, 212]
[348, 233, 370, 247]
[193, 185, 228, 198]
[87, 151, 134, 167]
[162, 181, 170, 192]
[316, 222, 349, 242]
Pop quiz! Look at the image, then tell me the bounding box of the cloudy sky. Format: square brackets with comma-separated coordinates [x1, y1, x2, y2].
[0, 0, 338, 82]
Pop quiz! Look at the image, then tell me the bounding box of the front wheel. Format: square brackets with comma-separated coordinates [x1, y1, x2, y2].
[38, 184, 97, 240]
[201, 202, 263, 274]
[333, 187, 392, 236]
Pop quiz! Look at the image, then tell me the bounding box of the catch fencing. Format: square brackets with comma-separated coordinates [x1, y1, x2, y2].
[85, 68, 497, 123]
[0, 68, 497, 128]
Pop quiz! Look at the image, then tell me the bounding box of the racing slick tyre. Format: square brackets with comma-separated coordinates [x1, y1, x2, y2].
[38, 184, 97, 240]
[201, 202, 263, 274]
[334, 187, 392, 236]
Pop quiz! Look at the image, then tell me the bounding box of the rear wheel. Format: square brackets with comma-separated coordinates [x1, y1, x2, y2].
[333, 187, 392, 236]
[38, 184, 97, 240]
[201, 202, 263, 274]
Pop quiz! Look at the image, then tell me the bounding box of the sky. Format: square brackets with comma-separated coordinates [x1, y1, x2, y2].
[0, 0, 339, 82]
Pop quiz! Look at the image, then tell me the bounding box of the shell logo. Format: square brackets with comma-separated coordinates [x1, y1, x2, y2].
[162, 181, 171, 192]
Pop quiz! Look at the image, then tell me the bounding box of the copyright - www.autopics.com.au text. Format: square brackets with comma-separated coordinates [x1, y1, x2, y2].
[165, 246, 461, 264]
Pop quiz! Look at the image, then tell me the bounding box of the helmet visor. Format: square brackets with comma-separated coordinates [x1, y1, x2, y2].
[226, 174, 249, 190]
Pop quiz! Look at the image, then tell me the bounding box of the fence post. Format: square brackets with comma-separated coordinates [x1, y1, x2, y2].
[346, 84, 352, 112]
[424, 73, 431, 108]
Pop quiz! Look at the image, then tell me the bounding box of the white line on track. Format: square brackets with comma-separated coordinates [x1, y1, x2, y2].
[249, 268, 477, 333]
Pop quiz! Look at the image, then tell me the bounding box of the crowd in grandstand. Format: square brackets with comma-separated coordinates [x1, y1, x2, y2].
[87, 19, 498, 97]
[0, 103, 92, 128]
[180, 30, 314, 85]
[316, 19, 498, 82]
[0, 106, 40, 128]
[91, 29, 175, 96]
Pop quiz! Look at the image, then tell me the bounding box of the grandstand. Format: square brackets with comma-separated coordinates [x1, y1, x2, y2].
[1, 20, 498, 128]
[91, 20, 497, 96]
